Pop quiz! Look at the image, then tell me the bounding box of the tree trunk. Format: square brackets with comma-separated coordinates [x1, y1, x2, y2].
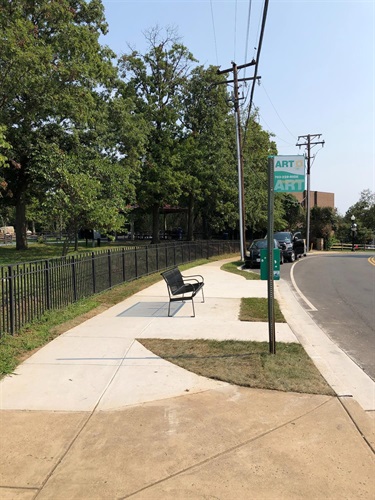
[15, 189, 28, 250]
[202, 214, 209, 240]
[187, 193, 194, 241]
[151, 203, 160, 244]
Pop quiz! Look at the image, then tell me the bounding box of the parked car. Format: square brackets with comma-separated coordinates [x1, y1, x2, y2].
[272, 231, 306, 262]
[244, 239, 284, 268]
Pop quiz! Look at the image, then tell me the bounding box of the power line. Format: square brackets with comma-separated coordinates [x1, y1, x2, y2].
[243, 0, 253, 77]
[256, 111, 296, 146]
[210, 0, 219, 66]
[243, 0, 269, 147]
[260, 82, 296, 140]
[234, 0, 238, 61]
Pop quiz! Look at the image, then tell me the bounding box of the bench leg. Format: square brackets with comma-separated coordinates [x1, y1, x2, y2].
[201, 287, 205, 303]
[168, 300, 171, 317]
[191, 298, 195, 317]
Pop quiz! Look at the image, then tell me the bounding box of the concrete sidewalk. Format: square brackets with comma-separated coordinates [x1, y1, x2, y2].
[0, 258, 374, 499]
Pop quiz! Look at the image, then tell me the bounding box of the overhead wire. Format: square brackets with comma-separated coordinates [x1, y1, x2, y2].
[243, 0, 270, 148]
[243, 0, 253, 79]
[250, 103, 296, 147]
[260, 82, 296, 140]
[234, 0, 238, 61]
[210, 0, 219, 66]
[240, 0, 255, 110]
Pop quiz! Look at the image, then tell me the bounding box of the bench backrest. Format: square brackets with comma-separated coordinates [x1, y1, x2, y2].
[161, 268, 184, 294]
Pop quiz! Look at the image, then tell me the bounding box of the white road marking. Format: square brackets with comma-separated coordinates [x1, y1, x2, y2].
[290, 260, 318, 311]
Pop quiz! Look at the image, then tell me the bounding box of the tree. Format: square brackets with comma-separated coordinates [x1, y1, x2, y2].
[179, 65, 237, 239]
[310, 206, 338, 248]
[344, 189, 375, 243]
[118, 27, 196, 243]
[0, 0, 121, 250]
[276, 193, 305, 232]
[242, 109, 278, 237]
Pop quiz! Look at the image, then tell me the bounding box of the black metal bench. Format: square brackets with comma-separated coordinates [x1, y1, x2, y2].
[161, 267, 205, 317]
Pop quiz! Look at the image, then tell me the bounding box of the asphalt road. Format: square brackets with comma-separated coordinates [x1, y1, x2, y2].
[287, 253, 375, 382]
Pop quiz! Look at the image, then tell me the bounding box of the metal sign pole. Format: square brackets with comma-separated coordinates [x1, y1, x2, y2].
[267, 156, 276, 354]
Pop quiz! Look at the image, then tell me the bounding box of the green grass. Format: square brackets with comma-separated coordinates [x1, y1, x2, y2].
[138, 339, 334, 396]
[221, 260, 260, 280]
[240, 297, 286, 322]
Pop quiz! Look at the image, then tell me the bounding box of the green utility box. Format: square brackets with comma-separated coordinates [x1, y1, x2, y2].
[260, 248, 280, 280]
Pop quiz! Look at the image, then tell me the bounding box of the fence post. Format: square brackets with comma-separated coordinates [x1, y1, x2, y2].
[156, 244, 159, 271]
[45, 260, 51, 310]
[135, 248, 138, 278]
[108, 250, 112, 288]
[145, 245, 149, 275]
[92, 252, 96, 294]
[122, 248, 126, 282]
[8, 265, 15, 335]
[71, 256, 77, 302]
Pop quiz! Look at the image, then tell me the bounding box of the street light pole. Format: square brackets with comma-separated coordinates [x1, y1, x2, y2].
[351, 215, 357, 251]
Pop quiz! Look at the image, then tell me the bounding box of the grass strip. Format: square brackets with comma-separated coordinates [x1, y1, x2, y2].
[240, 297, 286, 322]
[138, 339, 334, 396]
[221, 260, 260, 280]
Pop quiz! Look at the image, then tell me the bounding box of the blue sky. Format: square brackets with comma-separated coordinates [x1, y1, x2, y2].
[101, 0, 374, 215]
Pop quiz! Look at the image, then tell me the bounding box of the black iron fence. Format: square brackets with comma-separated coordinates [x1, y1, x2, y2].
[0, 240, 240, 336]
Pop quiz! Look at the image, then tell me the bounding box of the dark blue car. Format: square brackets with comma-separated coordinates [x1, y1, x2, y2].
[244, 239, 284, 268]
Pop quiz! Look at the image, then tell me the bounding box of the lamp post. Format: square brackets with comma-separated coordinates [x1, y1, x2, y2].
[350, 215, 357, 251]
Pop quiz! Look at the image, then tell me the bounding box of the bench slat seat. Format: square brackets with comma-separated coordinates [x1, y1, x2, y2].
[161, 267, 205, 317]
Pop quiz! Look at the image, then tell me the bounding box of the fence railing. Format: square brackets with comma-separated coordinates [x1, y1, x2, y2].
[330, 243, 375, 251]
[0, 240, 240, 336]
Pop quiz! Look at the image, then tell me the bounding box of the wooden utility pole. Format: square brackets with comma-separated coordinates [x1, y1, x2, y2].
[296, 134, 325, 252]
[217, 61, 258, 261]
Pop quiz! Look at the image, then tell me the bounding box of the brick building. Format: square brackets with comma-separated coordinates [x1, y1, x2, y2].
[293, 190, 335, 209]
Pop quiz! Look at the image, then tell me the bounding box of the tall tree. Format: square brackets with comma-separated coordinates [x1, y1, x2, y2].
[242, 109, 278, 237]
[310, 206, 338, 247]
[118, 27, 196, 243]
[0, 0, 121, 250]
[179, 65, 237, 239]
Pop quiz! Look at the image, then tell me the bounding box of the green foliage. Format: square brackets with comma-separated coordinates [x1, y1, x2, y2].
[0, 0, 134, 250]
[242, 109, 278, 235]
[310, 206, 338, 242]
[276, 193, 305, 231]
[345, 189, 375, 243]
[0, 8, 292, 247]
[118, 27, 197, 242]
[179, 65, 237, 238]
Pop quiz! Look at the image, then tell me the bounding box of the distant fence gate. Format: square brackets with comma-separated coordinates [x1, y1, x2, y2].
[0, 240, 240, 336]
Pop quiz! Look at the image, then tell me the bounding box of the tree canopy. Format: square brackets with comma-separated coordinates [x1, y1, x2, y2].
[0, 7, 305, 250]
[0, 0, 144, 251]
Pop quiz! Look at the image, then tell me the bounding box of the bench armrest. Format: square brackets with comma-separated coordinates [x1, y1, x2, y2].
[181, 273, 204, 283]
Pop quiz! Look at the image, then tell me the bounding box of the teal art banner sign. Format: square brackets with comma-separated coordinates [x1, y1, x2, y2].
[273, 155, 305, 192]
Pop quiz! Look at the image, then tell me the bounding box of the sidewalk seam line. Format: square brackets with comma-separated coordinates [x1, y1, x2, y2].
[35, 339, 140, 498]
[118, 397, 333, 499]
